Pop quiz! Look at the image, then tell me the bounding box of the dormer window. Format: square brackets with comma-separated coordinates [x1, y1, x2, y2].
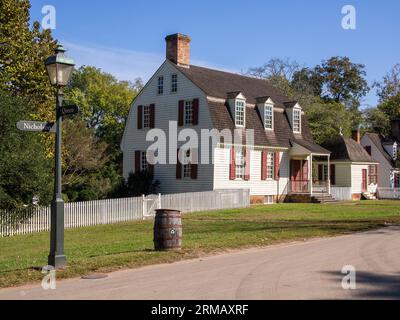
[235, 100, 245, 127]
[265, 104, 274, 130]
[293, 109, 301, 133]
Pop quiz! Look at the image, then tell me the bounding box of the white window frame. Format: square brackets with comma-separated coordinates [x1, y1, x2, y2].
[182, 149, 191, 179]
[393, 142, 398, 160]
[140, 151, 148, 171]
[264, 104, 274, 130]
[184, 100, 193, 125]
[235, 149, 246, 180]
[171, 74, 178, 93]
[157, 76, 164, 95]
[235, 100, 245, 127]
[267, 152, 275, 180]
[293, 109, 301, 133]
[143, 105, 150, 128]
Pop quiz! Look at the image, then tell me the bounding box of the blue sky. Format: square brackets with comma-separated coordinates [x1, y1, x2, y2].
[30, 0, 400, 109]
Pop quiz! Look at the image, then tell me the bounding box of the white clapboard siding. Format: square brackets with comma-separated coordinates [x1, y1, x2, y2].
[0, 189, 250, 237]
[361, 135, 393, 188]
[213, 147, 289, 196]
[377, 188, 400, 200]
[122, 60, 215, 195]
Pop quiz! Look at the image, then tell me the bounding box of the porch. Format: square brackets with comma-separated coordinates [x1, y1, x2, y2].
[288, 141, 332, 196]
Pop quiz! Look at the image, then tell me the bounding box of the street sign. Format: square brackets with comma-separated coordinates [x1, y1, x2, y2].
[16, 121, 55, 133]
[61, 105, 79, 116]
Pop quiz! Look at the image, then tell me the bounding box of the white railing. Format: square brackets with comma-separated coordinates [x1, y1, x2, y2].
[377, 188, 400, 200]
[0, 189, 250, 237]
[330, 187, 352, 201]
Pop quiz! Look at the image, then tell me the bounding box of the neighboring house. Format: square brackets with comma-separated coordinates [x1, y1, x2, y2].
[121, 33, 334, 204]
[361, 120, 400, 189]
[322, 132, 379, 200]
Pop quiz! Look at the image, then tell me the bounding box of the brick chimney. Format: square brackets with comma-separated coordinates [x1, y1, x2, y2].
[352, 129, 361, 144]
[391, 119, 400, 142]
[165, 33, 191, 68]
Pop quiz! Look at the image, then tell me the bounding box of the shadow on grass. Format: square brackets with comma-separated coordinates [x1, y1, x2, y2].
[322, 270, 400, 300]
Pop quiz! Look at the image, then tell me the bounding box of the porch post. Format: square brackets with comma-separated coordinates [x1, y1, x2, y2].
[310, 154, 313, 195]
[327, 155, 331, 194]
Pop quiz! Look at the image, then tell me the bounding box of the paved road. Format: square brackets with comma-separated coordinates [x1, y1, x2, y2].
[1, 226, 400, 300]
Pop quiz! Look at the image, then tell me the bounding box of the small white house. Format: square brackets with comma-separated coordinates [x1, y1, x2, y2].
[361, 121, 400, 189]
[322, 134, 379, 200]
[121, 33, 339, 204]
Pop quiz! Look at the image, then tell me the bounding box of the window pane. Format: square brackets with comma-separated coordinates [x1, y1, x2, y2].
[158, 76, 164, 94]
[267, 152, 275, 179]
[140, 151, 148, 171]
[171, 74, 178, 93]
[293, 109, 301, 132]
[235, 100, 245, 126]
[235, 149, 245, 179]
[265, 105, 273, 129]
[143, 106, 150, 128]
[185, 101, 193, 125]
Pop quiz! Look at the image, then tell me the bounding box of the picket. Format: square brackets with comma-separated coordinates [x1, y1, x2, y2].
[0, 189, 250, 237]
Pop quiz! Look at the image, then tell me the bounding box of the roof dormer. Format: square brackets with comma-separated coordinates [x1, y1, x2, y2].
[256, 96, 275, 131]
[227, 92, 246, 128]
[284, 101, 302, 134]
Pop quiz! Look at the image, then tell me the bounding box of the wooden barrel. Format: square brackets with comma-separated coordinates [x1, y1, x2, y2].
[153, 209, 182, 251]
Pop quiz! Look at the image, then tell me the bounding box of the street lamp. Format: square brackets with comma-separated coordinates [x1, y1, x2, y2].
[45, 44, 75, 268]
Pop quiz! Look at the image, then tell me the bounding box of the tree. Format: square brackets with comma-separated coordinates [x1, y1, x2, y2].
[0, 0, 56, 119]
[373, 64, 400, 103]
[0, 90, 52, 209]
[305, 99, 353, 145]
[65, 66, 142, 150]
[112, 171, 160, 198]
[363, 107, 391, 137]
[314, 56, 369, 107]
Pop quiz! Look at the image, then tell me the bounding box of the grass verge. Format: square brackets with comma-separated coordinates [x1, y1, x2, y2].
[1, 200, 400, 288]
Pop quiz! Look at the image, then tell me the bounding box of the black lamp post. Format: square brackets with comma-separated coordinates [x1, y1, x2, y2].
[45, 44, 75, 268]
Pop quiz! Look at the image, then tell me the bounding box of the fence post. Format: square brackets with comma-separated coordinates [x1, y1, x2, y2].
[158, 193, 162, 209]
[142, 194, 146, 220]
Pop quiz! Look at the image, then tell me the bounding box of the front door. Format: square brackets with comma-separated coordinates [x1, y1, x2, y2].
[290, 160, 302, 192]
[362, 169, 368, 192]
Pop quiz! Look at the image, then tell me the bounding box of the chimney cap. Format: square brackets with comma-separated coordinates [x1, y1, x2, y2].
[165, 33, 191, 41]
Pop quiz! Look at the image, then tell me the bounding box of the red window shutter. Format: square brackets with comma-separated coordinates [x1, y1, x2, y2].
[176, 149, 182, 179]
[244, 149, 251, 181]
[275, 152, 280, 181]
[261, 151, 267, 181]
[178, 100, 184, 126]
[135, 151, 141, 172]
[375, 164, 379, 185]
[192, 98, 199, 125]
[137, 105, 143, 129]
[230, 148, 236, 180]
[149, 104, 155, 128]
[330, 164, 336, 185]
[191, 164, 198, 179]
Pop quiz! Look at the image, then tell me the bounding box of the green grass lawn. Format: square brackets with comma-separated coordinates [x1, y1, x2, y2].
[1, 200, 400, 288]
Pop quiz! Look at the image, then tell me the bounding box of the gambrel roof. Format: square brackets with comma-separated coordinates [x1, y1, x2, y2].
[176, 63, 329, 153]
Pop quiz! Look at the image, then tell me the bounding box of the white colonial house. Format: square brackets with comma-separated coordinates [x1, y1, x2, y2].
[321, 133, 379, 200]
[361, 121, 400, 189]
[121, 33, 372, 203]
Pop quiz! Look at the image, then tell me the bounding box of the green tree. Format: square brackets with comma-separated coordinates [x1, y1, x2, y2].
[363, 107, 391, 137]
[65, 66, 142, 150]
[314, 56, 369, 107]
[305, 99, 353, 145]
[373, 64, 400, 103]
[0, 90, 52, 209]
[0, 0, 56, 119]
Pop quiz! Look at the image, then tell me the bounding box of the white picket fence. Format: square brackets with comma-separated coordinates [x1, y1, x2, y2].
[0, 189, 250, 237]
[377, 188, 400, 200]
[330, 187, 353, 201]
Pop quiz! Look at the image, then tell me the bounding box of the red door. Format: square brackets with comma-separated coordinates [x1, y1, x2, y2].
[290, 160, 302, 192]
[362, 169, 368, 192]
